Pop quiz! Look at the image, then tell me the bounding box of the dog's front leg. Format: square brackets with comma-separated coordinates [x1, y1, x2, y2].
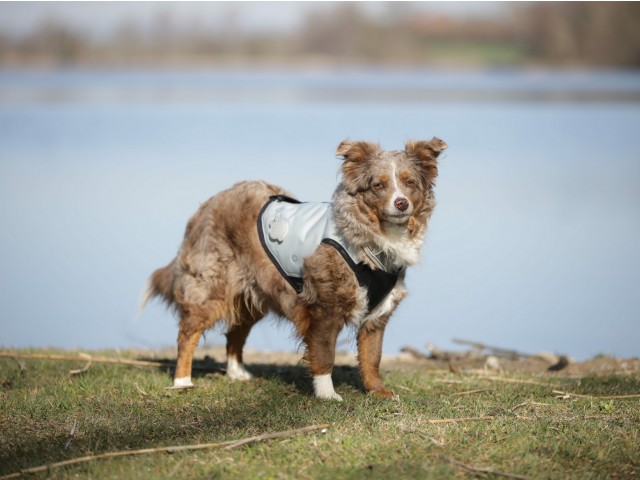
[300, 308, 344, 401]
[357, 322, 395, 398]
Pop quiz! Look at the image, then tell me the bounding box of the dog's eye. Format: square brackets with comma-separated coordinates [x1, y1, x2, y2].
[372, 182, 384, 192]
[406, 180, 416, 188]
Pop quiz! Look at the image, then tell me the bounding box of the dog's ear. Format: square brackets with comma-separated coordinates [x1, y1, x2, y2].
[405, 137, 447, 188]
[405, 137, 447, 159]
[336, 140, 380, 193]
[336, 140, 379, 162]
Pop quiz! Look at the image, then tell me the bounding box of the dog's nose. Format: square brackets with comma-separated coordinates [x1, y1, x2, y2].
[394, 197, 409, 212]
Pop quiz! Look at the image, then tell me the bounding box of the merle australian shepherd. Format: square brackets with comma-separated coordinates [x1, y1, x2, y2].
[140, 138, 446, 400]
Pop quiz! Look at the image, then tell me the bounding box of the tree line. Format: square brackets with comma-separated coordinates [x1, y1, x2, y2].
[1, 3, 638, 68]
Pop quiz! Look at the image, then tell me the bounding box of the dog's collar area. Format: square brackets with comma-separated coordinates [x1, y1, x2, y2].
[321, 238, 401, 312]
[363, 245, 385, 271]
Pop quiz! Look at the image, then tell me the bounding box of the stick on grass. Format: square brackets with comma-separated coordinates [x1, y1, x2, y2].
[64, 420, 77, 450]
[0, 352, 170, 369]
[449, 389, 493, 396]
[552, 390, 640, 400]
[0, 351, 212, 372]
[476, 375, 552, 387]
[428, 415, 495, 424]
[0, 424, 330, 480]
[68, 353, 92, 376]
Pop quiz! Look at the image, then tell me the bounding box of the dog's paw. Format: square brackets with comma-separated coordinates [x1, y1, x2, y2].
[167, 377, 195, 390]
[226, 358, 254, 381]
[316, 391, 344, 402]
[313, 374, 343, 401]
[227, 365, 254, 381]
[369, 388, 396, 399]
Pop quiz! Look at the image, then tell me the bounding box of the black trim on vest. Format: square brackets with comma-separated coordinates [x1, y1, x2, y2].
[257, 195, 304, 293]
[321, 238, 400, 312]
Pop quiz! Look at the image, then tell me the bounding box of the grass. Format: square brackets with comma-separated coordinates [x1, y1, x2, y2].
[1, 349, 639, 479]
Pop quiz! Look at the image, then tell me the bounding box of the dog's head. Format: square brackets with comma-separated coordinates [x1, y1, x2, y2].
[336, 138, 447, 233]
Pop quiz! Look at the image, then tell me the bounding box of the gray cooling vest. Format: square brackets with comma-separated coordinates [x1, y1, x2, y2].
[257, 195, 400, 312]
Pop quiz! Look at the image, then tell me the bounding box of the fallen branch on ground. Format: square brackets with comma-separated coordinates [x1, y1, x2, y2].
[442, 455, 535, 480]
[0, 352, 210, 372]
[552, 390, 640, 400]
[475, 375, 552, 387]
[449, 389, 493, 396]
[0, 424, 330, 480]
[428, 415, 495, 424]
[64, 420, 77, 450]
[68, 353, 92, 376]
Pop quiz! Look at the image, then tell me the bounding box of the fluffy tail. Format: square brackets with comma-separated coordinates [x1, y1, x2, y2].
[137, 260, 176, 319]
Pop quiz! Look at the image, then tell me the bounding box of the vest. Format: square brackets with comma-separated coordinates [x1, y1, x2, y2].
[257, 195, 400, 312]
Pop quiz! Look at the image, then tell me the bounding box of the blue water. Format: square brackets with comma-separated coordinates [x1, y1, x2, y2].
[1, 68, 639, 360]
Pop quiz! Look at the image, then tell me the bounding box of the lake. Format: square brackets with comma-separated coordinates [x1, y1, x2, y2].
[1, 67, 639, 360]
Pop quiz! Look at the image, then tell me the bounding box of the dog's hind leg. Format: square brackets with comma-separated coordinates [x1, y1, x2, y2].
[225, 298, 263, 381]
[173, 302, 226, 389]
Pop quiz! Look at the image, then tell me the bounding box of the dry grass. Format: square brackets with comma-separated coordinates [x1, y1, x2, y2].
[1, 348, 639, 479]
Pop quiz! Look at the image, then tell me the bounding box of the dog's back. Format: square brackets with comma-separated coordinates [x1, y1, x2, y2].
[142, 180, 292, 319]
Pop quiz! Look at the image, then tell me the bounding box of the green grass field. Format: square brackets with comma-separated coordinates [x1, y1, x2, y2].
[1, 349, 638, 479]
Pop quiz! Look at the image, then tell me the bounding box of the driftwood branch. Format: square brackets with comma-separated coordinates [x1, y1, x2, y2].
[400, 346, 433, 360]
[452, 338, 532, 359]
[0, 424, 330, 480]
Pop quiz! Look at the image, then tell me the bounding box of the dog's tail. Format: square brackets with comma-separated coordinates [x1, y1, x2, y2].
[137, 260, 176, 319]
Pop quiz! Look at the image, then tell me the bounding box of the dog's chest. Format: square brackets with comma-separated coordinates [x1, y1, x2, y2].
[349, 281, 407, 327]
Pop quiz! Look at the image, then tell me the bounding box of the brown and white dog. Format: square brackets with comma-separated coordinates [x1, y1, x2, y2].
[140, 138, 446, 400]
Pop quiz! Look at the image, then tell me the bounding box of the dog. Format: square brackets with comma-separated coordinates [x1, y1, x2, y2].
[140, 138, 446, 400]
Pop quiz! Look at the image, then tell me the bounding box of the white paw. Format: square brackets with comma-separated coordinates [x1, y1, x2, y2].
[168, 376, 194, 389]
[227, 357, 254, 381]
[313, 374, 343, 401]
[316, 390, 344, 401]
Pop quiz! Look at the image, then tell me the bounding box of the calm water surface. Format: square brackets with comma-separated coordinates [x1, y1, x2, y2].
[1, 68, 639, 360]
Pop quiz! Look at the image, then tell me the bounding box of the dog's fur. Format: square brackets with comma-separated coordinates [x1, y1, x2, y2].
[140, 138, 446, 400]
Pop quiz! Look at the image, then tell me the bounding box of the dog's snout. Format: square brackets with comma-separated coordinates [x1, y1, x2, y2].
[394, 197, 409, 212]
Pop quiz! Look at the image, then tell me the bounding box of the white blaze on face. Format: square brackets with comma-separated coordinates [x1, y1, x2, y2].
[386, 158, 412, 222]
[387, 159, 401, 211]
